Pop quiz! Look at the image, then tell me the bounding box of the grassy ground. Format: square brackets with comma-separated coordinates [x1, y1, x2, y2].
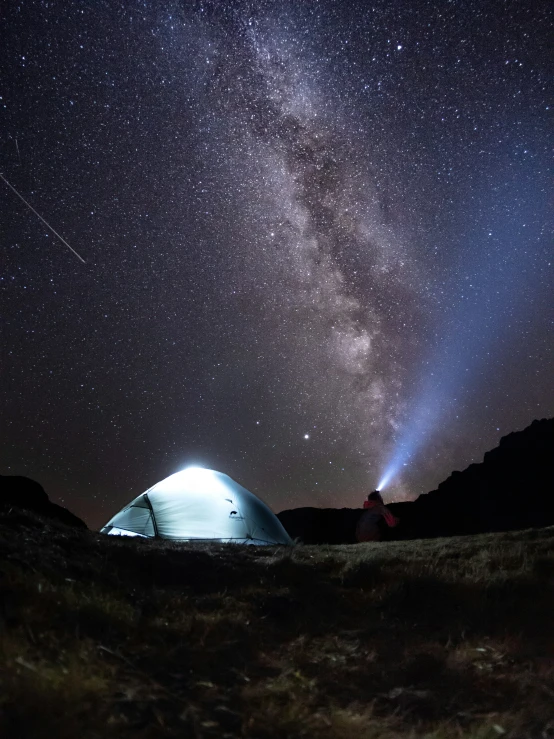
[1, 509, 553, 738]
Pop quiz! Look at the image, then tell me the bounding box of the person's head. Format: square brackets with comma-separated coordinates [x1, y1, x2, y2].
[367, 490, 383, 503]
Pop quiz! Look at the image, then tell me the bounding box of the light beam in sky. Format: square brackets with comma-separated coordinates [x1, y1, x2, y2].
[377, 167, 550, 494]
[0, 172, 86, 264]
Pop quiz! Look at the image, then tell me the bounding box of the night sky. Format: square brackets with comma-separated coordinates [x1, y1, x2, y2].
[2, 0, 552, 529]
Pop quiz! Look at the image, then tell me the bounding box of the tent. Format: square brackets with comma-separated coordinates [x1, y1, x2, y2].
[100, 467, 292, 545]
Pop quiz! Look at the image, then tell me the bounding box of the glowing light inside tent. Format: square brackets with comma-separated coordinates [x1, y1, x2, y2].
[154, 467, 214, 492]
[183, 466, 209, 477]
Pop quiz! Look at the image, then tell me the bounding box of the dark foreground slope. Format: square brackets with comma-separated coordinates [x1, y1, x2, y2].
[1, 507, 554, 738]
[279, 418, 554, 544]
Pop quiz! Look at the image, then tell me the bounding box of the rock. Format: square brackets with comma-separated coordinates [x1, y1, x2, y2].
[0, 475, 87, 529]
[389, 417, 554, 539]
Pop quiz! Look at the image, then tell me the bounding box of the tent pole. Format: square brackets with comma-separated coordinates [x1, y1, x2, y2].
[143, 493, 159, 538]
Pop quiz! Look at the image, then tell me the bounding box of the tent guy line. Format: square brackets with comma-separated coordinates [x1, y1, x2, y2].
[0, 171, 86, 264]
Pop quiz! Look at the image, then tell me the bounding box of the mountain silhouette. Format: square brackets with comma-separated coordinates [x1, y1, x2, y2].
[278, 418, 554, 544]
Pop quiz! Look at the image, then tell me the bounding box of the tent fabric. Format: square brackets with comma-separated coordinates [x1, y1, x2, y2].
[101, 468, 292, 545]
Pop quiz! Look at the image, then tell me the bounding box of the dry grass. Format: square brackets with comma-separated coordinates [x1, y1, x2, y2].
[1, 508, 554, 738]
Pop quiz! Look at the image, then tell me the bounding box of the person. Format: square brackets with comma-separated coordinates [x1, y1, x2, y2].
[355, 490, 399, 542]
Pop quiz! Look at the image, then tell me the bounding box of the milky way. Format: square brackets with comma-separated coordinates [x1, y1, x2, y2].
[1, 1, 552, 527]
[202, 12, 419, 477]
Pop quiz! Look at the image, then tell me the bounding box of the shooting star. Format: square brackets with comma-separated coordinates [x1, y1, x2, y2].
[0, 172, 86, 264]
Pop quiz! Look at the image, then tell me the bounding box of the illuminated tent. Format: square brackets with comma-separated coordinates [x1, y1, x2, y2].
[100, 467, 292, 545]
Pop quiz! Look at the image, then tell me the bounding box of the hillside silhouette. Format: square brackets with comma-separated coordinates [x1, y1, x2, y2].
[0, 475, 87, 530]
[278, 418, 554, 544]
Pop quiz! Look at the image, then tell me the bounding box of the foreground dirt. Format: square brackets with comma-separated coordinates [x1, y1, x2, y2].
[1, 509, 554, 738]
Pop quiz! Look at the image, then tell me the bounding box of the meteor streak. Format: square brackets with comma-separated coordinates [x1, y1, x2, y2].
[0, 172, 85, 264]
